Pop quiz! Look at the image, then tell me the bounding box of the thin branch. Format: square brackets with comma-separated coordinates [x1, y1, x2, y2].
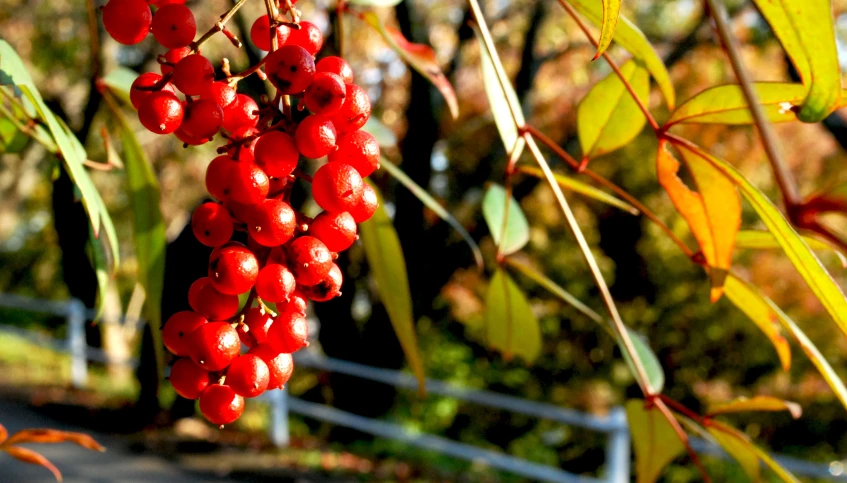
[190, 0, 251, 52]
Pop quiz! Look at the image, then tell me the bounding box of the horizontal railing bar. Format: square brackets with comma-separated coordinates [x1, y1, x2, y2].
[286, 397, 602, 483]
[0, 293, 71, 317]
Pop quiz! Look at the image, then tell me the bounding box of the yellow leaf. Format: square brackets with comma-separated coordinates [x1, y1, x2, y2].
[595, 0, 621, 60]
[724, 275, 792, 371]
[708, 396, 801, 419]
[625, 400, 685, 483]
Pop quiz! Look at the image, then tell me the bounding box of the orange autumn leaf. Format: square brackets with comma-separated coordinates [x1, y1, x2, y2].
[656, 140, 741, 301]
[5, 446, 62, 482]
[5, 429, 105, 452]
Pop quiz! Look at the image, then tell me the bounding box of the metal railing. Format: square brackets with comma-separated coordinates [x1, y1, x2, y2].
[0, 293, 844, 482]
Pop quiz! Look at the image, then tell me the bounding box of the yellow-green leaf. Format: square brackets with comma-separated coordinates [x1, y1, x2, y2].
[484, 268, 541, 363]
[566, 0, 675, 109]
[724, 274, 792, 371]
[359, 183, 426, 392]
[666, 83, 808, 126]
[625, 399, 685, 483]
[657, 140, 740, 301]
[0, 118, 29, 153]
[482, 184, 530, 256]
[672, 140, 847, 342]
[708, 396, 801, 419]
[517, 166, 639, 214]
[707, 423, 761, 482]
[736, 230, 847, 268]
[361, 12, 458, 119]
[595, 0, 621, 60]
[752, 0, 841, 122]
[577, 60, 649, 159]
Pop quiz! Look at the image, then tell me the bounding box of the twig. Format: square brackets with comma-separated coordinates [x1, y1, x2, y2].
[190, 0, 251, 52]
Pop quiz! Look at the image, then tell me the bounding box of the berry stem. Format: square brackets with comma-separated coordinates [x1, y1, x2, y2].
[189, 0, 251, 53]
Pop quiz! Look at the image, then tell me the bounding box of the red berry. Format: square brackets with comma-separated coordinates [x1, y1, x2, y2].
[188, 321, 240, 371]
[249, 14, 291, 51]
[268, 311, 309, 353]
[160, 47, 191, 75]
[163, 311, 207, 356]
[249, 345, 294, 389]
[243, 308, 274, 346]
[226, 354, 270, 398]
[264, 45, 315, 95]
[225, 199, 261, 225]
[227, 126, 260, 162]
[316, 56, 353, 84]
[151, 4, 196, 49]
[295, 115, 337, 159]
[102, 0, 151, 45]
[129, 73, 176, 110]
[303, 263, 343, 302]
[169, 358, 210, 399]
[288, 21, 323, 55]
[172, 54, 215, 96]
[278, 291, 308, 316]
[199, 81, 237, 109]
[249, 199, 296, 247]
[287, 236, 332, 286]
[199, 384, 245, 425]
[138, 91, 184, 134]
[223, 94, 260, 132]
[254, 131, 299, 177]
[329, 84, 371, 133]
[181, 100, 224, 139]
[188, 277, 240, 321]
[304, 72, 346, 116]
[175, 126, 210, 145]
[349, 182, 378, 223]
[209, 243, 259, 294]
[229, 161, 270, 205]
[311, 162, 364, 213]
[191, 202, 234, 247]
[205, 155, 235, 201]
[255, 264, 297, 303]
[309, 211, 357, 252]
[328, 130, 380, 177]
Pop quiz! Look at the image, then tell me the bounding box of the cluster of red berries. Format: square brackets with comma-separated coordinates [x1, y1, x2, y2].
[102, 0, 381, 426]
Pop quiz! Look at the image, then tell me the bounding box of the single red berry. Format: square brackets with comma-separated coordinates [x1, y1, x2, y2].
[208, 243, 259, 295]
[227, 126, 260, 162]
[188, 277, 240, 321]
[277, 290, 308, 315]
[175, 126, 210, 146]
[287, 21, 323, 55]
[304, 72, 346, 116]
[188, 321, 240, 371]
[129, 73, 177, 110]
[226, 354, 270, 398]
[311, 162, 364, 213]
[160, 46, 191, 75]
[328, 130, 380, 177]
[242, 308, 274, 346]
[287, 236, 332, 286]
[303, 263, 343, 302]
[249, 345, 294, 389]
[163, 311, 207, 356]
[253, 131, 299, 177]
[191, 202, 234, 247]
[294, 115, 337, 159]
[309, 211, 357, 252]
[181, 100, 224, 139]
[255, 264, 297, 303]
[138, 90, 184, 134]
[172, 54, 215, 96]
[264, 45, 315, 95]
[316, 56, 353, 84]
[151, 3, 196, 49]
[169, 358, 210, 399]
[329, 84, 371, 133]
[199, 81, 237, 109]
[268, 311, 309, 353]
[229, 161, 270, 205]
[225, 199, 261, 225]
[250, 14, 291, 51]
[199, 384, 245, 425]
[222, 94, 260, 133]
[349, 182, 378, 223]
[102, 0, 151, 45]
[205, 155, 235, 201]
[248, 199, 296, 247]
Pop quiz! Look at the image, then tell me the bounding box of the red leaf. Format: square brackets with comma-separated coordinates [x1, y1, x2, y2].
[4, 446, 62, 482]
[6, 429, 105, 452]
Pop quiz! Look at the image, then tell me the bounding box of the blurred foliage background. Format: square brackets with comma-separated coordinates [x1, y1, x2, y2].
[2, 0, 847, 480]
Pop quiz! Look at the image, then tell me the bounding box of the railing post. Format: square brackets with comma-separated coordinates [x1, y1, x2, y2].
[604, 407, 630, 483]
[66, 298, 87, 389]
[268, 386, 290, 448]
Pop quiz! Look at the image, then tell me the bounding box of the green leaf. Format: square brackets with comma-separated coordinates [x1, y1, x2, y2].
[595, 0, 621, 60]
[708, 396, 801, 419]
[0, 118, 29, 153]
[359, 182, 426, 393]
[100, 67, 138, 106]
[577, 60, 649, 159]
[752, 0, 840, 122]
[361, 12, 458, 119]
[566, 0, 675, 109]
[484, 268, 541, 363]
[625, 399, 686, 483]
[672, 141, 847, 341]
[625, 329, 664, 394]
[735, 230, 847, 268]
[88, 225, 111, 320]
[516, 166, 639, 214]
[363, 117, 397, 148]
[482, 183, 530, 256]
[666, 83, 808, 126]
